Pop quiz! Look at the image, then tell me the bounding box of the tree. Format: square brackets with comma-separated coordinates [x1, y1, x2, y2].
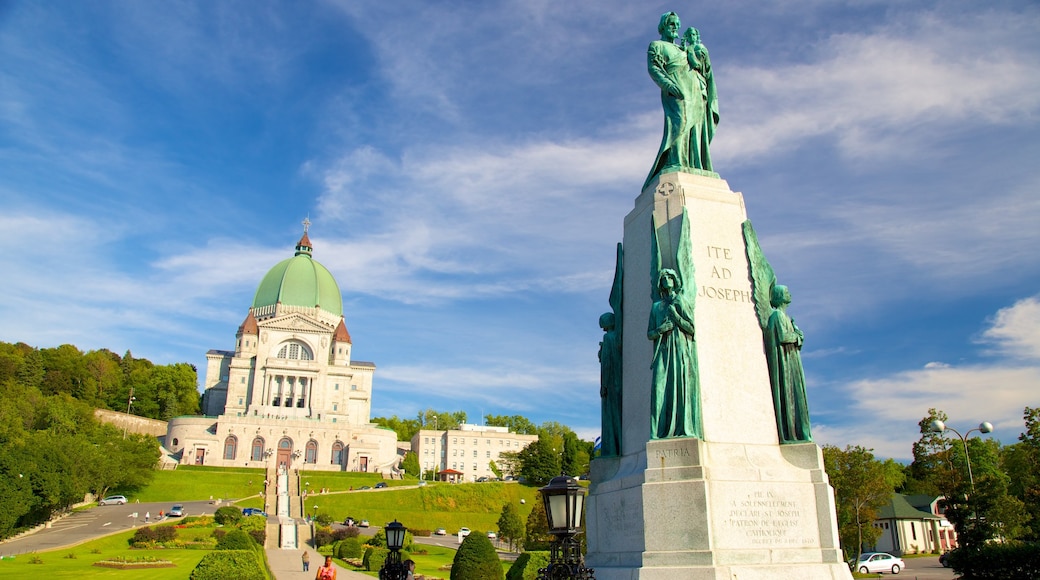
[823, 445, 903, 561]
[451, 531, 504, 580]
[401, 451, 420, 477]
[497, 502, 525, 552]
[524, 499, 551, 551]
[485, 414, 538, 435]
[518, 435, 561, 486]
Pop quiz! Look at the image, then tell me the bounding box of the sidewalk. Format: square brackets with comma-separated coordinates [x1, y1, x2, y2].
[266, 546, 370, 579]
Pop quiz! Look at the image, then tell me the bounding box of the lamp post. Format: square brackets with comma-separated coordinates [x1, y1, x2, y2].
[537, 475, 595, 580]
[122, 388, 136, 439]
[311, 504, 319, 523]
[928, 420, 994, 492]
[379, 520, 408, 580]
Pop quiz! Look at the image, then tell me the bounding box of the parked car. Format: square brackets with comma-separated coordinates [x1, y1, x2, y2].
[939, 552, 951, 568]
[168, 505, 185, 517]
[434, 528, 447, 535]
[417, 481, 427, 487]
[855, 552, 904, 575]
[98, 495, 127, 506]
[241, 508, 266, 517]
[359, 519, 370, 528]
[343, 517, 356, 527]
[476, 476, 489, 482]
[457, 527, 471, 542]
[486, 531, 497, 540]
[359, 486, 372, 490]
[375, 482, 388, 489]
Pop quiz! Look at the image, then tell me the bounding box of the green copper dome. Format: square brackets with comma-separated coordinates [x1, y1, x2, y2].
[251, 232, 343, 316]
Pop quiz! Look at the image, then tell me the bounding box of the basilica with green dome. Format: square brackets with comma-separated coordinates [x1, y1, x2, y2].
[165, 224, 399, 473]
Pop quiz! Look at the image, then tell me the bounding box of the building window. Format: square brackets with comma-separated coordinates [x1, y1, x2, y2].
[351, 384, 358, 391]
[333, 404, 338, 411]
[223, 435, 238, 460]
[251, 437, 264, 461]
[335, 383, 339, 390]
[911, 522, 917, 540]
[306, 440, 318, 464]
[332, 442, 344, 465]
[173, 438, 179, 446]
[486, 451, 491, 458]
[240, 377, 245, 383]
[453, 450, 457, 456]
[238, 398, 243, 405]
[473, 450, 477, 458]
[276, 341, 313, 360]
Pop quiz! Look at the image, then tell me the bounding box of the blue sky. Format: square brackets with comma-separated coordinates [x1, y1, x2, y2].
[1, 0, 1038, 460]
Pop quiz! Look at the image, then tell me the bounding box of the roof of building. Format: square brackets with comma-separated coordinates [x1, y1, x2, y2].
[877, 493, 941, 521]
[238, 310, 259, 335]
[352, 360, 376, 369]
[207, 349, 234, 356]
[333, 319, 352, 343]
[252, 231, 343, 317]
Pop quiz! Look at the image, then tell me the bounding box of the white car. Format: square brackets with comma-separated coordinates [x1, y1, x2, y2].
[486, 531, 497, 540]
[434, 528, 447, 535]
[457, 527, 471, 543]
[99, 495, 127, 506]
[855, 552, 905, 575]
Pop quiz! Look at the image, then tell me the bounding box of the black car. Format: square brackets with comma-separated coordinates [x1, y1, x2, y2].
[939, 552, 951, 568]
[375, 482, 388, 489]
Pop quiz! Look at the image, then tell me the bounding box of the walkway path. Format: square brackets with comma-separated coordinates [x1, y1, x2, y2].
[266, 546, 369, 579]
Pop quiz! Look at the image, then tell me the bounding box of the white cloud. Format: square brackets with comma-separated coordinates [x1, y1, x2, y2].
[825, 296, 1040, 459]
[715, 9, 1040, 164]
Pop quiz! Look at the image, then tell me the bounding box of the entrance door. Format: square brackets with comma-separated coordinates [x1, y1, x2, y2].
[194, 448, 205, 465]
[277, 438, 292, 470]
[359, 457, 368, 472]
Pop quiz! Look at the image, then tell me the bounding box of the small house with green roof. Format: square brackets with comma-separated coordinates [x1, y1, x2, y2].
[871, 493, 957, 555]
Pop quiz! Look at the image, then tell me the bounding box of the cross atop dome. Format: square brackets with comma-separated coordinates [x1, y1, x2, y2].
[302, 216, 311, 234]
[295, 218, 313, 257]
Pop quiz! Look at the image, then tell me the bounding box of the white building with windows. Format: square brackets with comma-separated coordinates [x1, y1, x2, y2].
[411, 424, 537, 482]
[165, 226, 398, 473]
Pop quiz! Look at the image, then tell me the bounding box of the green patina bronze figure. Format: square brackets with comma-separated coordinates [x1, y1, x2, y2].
[743, 221, 813, 443]
[598, 243, 623, 457]
[644, 12, 720, 190]
[648, 210, 702, 439]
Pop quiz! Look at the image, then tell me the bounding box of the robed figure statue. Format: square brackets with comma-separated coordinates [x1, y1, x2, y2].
[648, 209, 702, 439]
[598, 243, 623, 457]
[644, 12, 720, 190]
[743, 221, 813, 443]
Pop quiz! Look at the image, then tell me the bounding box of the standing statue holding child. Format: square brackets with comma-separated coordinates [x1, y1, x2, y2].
[644, 12, 720, 190]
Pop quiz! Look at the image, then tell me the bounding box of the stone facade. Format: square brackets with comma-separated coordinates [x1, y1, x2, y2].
[411, 424, 537, 482]
[165, 231, 399, 473]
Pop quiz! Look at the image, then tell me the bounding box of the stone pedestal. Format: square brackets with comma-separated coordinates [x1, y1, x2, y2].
[584, 172, 851, 579]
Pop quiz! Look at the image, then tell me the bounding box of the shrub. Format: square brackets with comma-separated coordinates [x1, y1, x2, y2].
[314, 512, 334, 526]
[366, 547, 391, 571]
[131, 526, 158, 546]
[946, 542, 1040, 579]
[313, 526, 334, 548]
[332, 526, 359, 541]
[215, 529, 255, 551]
[452, 532, 504, 580]
[190, 550, 266, 580]
[336, 537, 364, 559]
[410, 528, 432, 537]
[155, 526, 177, 542]
[239, 515, 267, 546]
[507, 551, 550, 580]
[212, 529, 227, 541]
[214, 506, 243, 525]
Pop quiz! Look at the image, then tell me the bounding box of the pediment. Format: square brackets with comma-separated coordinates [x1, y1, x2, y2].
[259, 312, 334, 335]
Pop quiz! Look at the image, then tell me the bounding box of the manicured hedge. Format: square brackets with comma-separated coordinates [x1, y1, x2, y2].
[335, 537, 364, 559]
[452, 532, 504, 580]
[946, 542, 1040, 580]
[507, 551, 550, 580]
[216, 528, 256, 551]
[190, 550, 266, 580]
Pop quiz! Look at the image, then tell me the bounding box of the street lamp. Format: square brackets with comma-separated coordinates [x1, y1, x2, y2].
[311, 504, 319, 523]
[928, 420, 994, 492]
[537, 475, 595, 580]
[379, 520, 408, 580]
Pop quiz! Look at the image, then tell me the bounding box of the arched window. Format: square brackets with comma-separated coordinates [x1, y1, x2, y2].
[279, 438, 292, 450]
[251, 437, 264, 461]
[331, 441, 344, 466]
[275, 340, 313, 360]
[224, 435, 238, 460]
[306, 440, 318, 464]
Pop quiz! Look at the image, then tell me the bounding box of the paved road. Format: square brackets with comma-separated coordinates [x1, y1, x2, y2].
[853, 556, 955, 580]
[0, 500, 220, 556]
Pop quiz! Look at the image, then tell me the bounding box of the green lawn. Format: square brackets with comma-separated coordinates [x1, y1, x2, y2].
[335, 543, 511, 580]
[126, 465, 267, 502]
[0, 528, 209, 579]
[305, 482, 539, 532]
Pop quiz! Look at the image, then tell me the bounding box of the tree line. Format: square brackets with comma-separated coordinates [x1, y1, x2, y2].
[824, 406, 1040, 562]
[0, 341, 200, 420]
[0, 341, 199, 540]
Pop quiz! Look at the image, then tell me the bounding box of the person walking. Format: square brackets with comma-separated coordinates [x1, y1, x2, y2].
[315, 555, 336, 579]
[144, 511, 150, 523]
[301, 550, 310, 572]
